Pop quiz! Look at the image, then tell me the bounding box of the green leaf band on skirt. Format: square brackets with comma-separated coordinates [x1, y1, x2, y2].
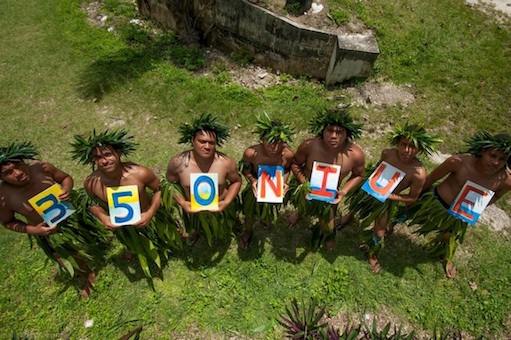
[161, 179, 240, 247]
[407, 189, 469, 263]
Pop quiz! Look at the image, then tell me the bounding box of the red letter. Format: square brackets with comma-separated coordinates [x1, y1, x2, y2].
[260, 170, 282, 199]
[310, 165, 338, 199]
[451, 185, 487, 220]
[368, 163, 402, 196]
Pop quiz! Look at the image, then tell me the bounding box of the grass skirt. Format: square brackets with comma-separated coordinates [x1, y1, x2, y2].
[30, 189, 110, 277]
[81, 186, 182, 279]
[240, 185, 281, 228]
[287, 177, 337, 248]
[161, 180, 240, 246]
[407, 189, 469, 265]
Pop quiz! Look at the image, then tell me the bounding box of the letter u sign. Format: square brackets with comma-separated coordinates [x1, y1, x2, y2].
[361, 161, 405, 202]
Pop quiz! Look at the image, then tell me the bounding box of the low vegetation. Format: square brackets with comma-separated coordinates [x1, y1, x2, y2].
[1, 0, 510, 338]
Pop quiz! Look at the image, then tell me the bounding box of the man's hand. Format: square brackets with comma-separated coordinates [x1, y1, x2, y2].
[26, 222, 58, 236]
[332, 190, 347, 205]
[58, 189, 71, 202]
[174, 195, 193, 214]
[99, 216, 121, 231]
[132, 211, 154, 228]
[211, 200, 228, 213]
[251, 181, 258, 197]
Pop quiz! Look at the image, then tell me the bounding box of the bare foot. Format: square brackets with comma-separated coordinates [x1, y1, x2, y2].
[124, 251, 134, 263]
[238, 229, 253, 250]
[286, 212, 300, 227]
[444, 260, 457, 279]
[335, 214, 352, 230]
[81, 272, 96, 298]
[325, 239, 335, 251]
[368, 255, 381, 274]
[188, 230, 199, 246]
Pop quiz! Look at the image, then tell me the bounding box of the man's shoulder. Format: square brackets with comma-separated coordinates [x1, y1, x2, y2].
[28, 160, 52, 172]
[216, 152, 236, 163]
[345, 141, 365, 158]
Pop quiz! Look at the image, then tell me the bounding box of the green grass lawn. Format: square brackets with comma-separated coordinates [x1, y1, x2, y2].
[1, 0, 511, 338]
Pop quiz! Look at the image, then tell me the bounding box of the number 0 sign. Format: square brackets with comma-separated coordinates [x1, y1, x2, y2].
[28, 184, 75, 227]
[106, 185, 141, 226]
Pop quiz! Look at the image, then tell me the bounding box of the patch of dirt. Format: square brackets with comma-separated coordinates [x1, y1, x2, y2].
[252, 0, 371, 35]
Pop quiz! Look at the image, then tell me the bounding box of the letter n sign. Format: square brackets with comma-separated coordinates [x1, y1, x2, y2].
[448, 180, 494, 225]
[257, 165, 284, 203]
[191, 173, 219, 212]
[106, 185, 141, 226]
[361, 161, 406, 202]
[306, 161, 341, 203]
[28, 184, 76, 227]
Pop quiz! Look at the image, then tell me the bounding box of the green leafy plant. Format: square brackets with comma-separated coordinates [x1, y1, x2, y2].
[278, 298, 328, 339]
[361, 320, 415, 339]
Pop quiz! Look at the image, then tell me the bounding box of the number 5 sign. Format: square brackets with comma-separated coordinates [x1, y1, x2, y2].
[106, 185, 141, 226]
[28, 184, 76, 227]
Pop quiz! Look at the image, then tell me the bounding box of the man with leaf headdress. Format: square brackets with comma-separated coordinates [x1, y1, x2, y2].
[0, 141, 101, 297]
[165, 113, 242, 246]
[72, 130, 181, 279]
[238, 113, 295, 249]
[346, 122, 441, 273]
[287, 109, 365, 250]
[407, 131, 511, 279]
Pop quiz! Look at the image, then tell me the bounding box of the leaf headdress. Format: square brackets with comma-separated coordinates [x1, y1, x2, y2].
[71, 129, 138, 167]
[254, 112, 294, 144]
[0, 141, 38, 166]
[309, 109, 363, 140]
[465, 131, 511, 166]
[178, 113, 230, 147]
[388, 121, 442, 155]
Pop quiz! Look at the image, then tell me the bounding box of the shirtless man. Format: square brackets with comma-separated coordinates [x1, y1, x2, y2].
[72, 130, 178, 278]
[165, 113, 242, 245]
[287, 109, 365, 249]
[0, 141, 95, 297]
[347, 123, 441, 273]
[238, 113, 295, 249]
[409, 131, 511, 278]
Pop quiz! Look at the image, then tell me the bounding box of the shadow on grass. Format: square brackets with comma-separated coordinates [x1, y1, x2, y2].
[76, 33, 205, 101]
[175, 235, 231, 271]
[318, 222, 432, 277]
[235, 212, 313, 264]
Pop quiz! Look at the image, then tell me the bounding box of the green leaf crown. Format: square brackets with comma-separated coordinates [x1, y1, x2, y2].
[254, 112, 294, 144]
[0, 141, 38, 165]
[388, 122, 442, 155]
[465, 131, 511, 165]
[309, 109, 363, 140]
[178, 113, 230, 147]
[71, 129, 138, 166]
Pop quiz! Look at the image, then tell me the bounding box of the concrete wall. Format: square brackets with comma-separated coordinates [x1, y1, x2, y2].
[137, 0, 379, 84]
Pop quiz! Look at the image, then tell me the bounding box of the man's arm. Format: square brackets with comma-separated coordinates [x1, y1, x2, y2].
[291, 139, 312, 184]
[84, 177, 118, 231]
[422, 155, 461, 193]
[217, 158, 242, 212]
[282, 147, 295, 192]
[241, 147, 258, 195]
[489, 170, 511, 204]
[133, 167, 161, 227]
[44, 162, 74, 201]
[389, 167, 426, 205]
[335, 147, 366, 204]
[165, 155, 193, 213]
[0, 198, 56, 235]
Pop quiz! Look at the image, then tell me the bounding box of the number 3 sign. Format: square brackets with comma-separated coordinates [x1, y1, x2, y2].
[28, 184, 76, 227]
[106, 185, 141, 226]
